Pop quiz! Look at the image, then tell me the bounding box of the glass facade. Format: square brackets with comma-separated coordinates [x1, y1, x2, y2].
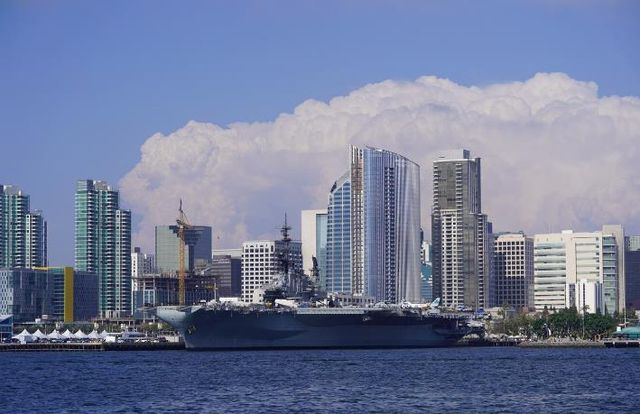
[325, 146, 421, 303]
[74, 180, 131, 318]
[625, 238, 640, 309]
[315, 213, 328, 290]
[0, 185, 47, 268]
[325, 172, 352, 294]
[155, 225, 212, 275]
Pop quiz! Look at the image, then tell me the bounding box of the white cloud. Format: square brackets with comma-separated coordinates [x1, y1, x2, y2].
[120, 73, 640, 252]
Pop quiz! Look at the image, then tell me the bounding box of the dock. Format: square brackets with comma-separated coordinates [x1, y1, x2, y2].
[603, 339, 640, 348]
[0, 342, 185, 352]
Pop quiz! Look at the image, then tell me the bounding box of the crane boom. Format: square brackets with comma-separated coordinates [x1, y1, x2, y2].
[177, 199, 191, 306]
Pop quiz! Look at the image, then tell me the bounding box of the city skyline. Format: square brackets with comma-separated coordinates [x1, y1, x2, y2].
[2, 2, 640, 264]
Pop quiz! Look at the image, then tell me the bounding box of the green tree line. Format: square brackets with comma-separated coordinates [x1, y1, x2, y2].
[499, 307, 622, 340]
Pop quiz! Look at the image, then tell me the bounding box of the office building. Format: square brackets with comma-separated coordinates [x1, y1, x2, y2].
[241, 240, 302, 303]
[325, 146, 421, 303]
[301, 209, 327, 286]
[74, 179, 131, 318]
[0, 267, 98, 322]
[209, 254, 242, 297]
[1, 185, 47, 268]
[493, 233, 534, 310]
[155, 225, 212, 275]
[533, 232, 571, 311]
[431, 150, 491, 309]
[534, 226, 625, 314]
[625, 236, 640, 309]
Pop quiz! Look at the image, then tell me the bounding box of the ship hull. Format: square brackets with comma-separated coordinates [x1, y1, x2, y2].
[157, 306, 468, 350]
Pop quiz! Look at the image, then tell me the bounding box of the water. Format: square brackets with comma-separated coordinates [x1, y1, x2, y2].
[0, 347, 637, 413]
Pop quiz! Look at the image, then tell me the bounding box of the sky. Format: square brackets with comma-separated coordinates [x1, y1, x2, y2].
[1, 1, 639, 264]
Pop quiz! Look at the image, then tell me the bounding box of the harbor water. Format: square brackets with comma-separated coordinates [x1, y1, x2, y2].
[1, 347, 637, 413]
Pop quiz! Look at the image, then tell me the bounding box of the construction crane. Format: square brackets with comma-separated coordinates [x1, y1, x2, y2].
[177, 199, 192, 306]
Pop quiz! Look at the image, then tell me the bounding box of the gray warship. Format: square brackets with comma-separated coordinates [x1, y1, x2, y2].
[156, 218, 470, 350]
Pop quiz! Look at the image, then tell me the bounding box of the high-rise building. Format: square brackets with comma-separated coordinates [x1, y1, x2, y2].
[74, 179, 131, 318]
[325, 146, 421, 303]
[301, 209, 328, 285]
[431, 150, 491, 309]
[240, 240, 303, 303]
[493, 233, 534, 310]
[326, 171, 352, 294]
[625, 236, 640, 310]
[1, 185, 47, 268]
[155, 225, 212, 275]
[534, 227, 625, 314]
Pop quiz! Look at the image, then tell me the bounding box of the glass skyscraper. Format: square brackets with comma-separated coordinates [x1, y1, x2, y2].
[0, 185, 47, 268]
[325, 146, 421, 303]
[74, 180, 131, 318]
[155, 225, 212, 275]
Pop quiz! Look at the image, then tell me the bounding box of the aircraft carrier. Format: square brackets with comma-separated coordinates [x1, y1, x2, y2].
[156, 218, 470, 350]
[156, 303, 470, 350]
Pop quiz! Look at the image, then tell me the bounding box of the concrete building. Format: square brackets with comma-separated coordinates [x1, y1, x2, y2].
[625, 236, 640, 310]
[493, 233, 534, 310]
[132, 274, 218, 319]
[325, 146, 421, 303]
[240, 240, 302, 303]
[301, 209, 328, 287]
[74, 179, 131, 318]
[212, 248, 242, 259]
[533, 232, 571, 311]
[431, 150, 491, 309]
[1, 185, 47, 268]
[0, 267, 98, 323]
[534, 227, 625, 314]
[568, 279, 603, 315]
[155, 225, 212, 275]
[131, 247, 156, 277]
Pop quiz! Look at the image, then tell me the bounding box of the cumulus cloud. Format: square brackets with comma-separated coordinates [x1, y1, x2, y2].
[120, 73, 640, 252]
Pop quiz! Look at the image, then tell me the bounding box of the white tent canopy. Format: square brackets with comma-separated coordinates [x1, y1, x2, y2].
[100, 330, 109, 339]
[74, 329, 88, 339]
[32, 329, 46, 339]
[47, 330, 63, 340]
[61, 329, 74, 339]
[13, 329, 32, 339]
[88, 330, 101, 340]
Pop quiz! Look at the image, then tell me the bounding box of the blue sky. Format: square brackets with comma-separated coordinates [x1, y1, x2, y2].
[1, 1, 639, 264]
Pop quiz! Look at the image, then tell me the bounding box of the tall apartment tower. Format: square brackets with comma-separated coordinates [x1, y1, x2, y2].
[74, 179, 131, 318]
[0, 185, 47, 268]
[325, 146, 421, 303]
[431, 150, 491, 309]
[493, 233, 534, 310]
